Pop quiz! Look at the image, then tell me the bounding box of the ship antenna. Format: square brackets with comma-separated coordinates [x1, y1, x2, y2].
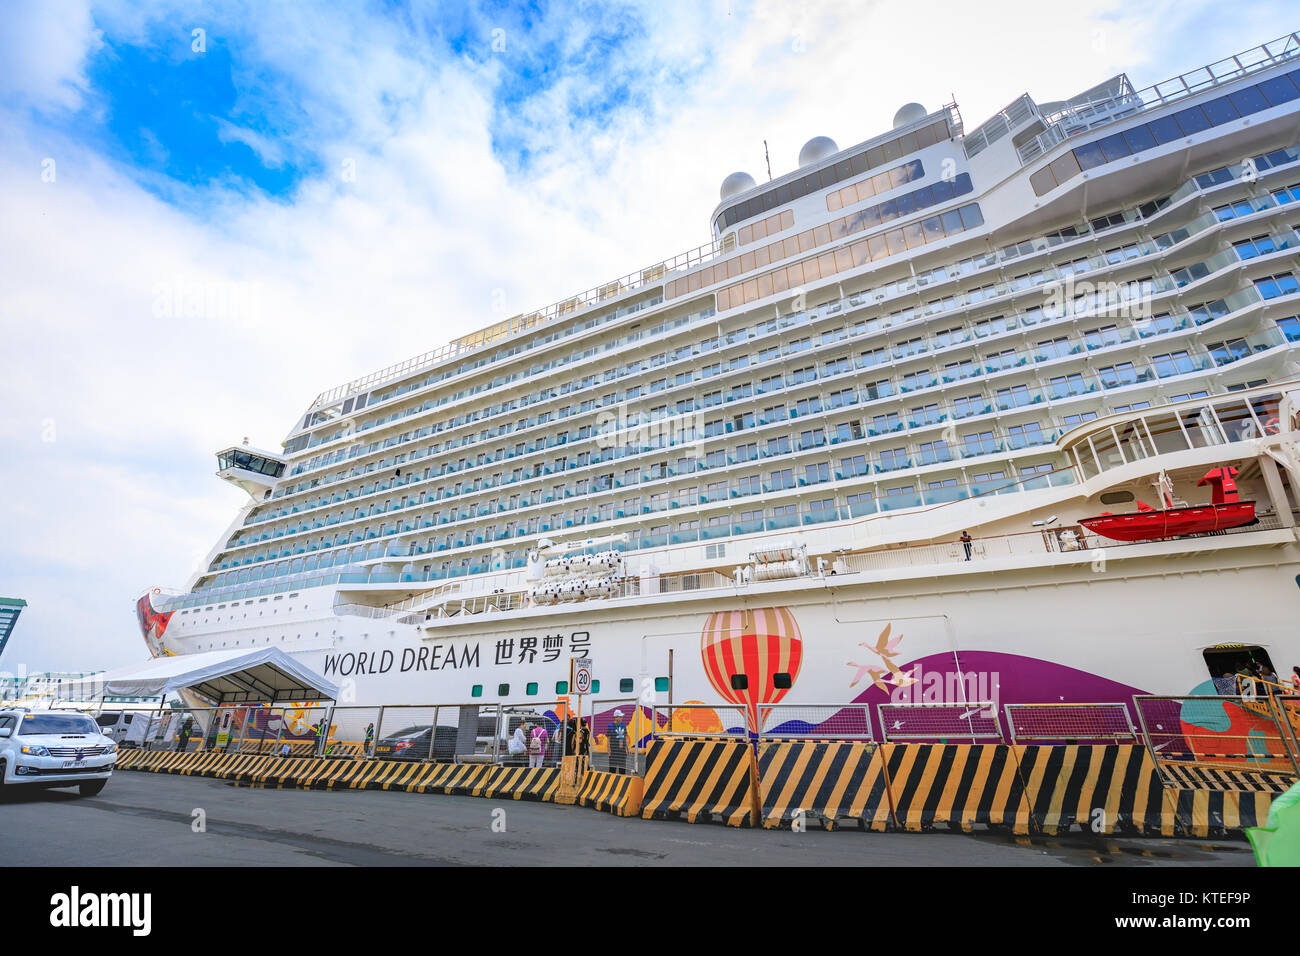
[763, 139, 772, 181]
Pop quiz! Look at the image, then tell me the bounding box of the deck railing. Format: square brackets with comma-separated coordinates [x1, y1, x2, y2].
[1016, 32, 1300, 164]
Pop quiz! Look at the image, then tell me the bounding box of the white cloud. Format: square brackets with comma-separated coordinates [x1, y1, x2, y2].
[0, 0, 102, 112]
[0, 0, 1285, 670]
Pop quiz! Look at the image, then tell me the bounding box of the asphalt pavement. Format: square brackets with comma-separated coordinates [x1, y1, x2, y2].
[0, 771, 1254, 867]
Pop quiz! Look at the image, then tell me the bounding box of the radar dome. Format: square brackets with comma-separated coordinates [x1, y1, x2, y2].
[893, 103, 929, 128]
[798, 136, 839, 166]
[719, 171, 757, 201]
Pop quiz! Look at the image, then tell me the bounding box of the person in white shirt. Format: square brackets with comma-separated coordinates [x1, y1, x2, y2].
[507, 721, 528, 764]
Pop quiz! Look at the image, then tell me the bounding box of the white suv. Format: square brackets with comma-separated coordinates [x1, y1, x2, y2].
[0, 708, 117, 796]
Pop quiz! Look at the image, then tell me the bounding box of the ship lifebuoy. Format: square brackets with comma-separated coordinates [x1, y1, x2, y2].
[1263, 416, 1280, 435]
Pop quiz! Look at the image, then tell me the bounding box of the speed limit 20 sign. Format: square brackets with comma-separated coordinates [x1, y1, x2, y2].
[573, 657, 593, 694]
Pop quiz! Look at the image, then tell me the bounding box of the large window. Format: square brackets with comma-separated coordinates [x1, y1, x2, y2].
[715, 203, 985, 311]
[713, 118, 952, 231]
[1031, 69, 1300, 196]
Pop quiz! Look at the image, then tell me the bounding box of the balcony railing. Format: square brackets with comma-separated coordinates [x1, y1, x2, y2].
[1016, 33, 1300, 164]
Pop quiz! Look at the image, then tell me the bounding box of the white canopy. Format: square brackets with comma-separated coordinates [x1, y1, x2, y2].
[78, 647, 338, 704]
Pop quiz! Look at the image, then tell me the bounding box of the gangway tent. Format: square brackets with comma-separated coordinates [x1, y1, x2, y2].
[71, 647, 338, 705]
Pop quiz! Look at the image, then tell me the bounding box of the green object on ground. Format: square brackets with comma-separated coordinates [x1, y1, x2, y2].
[1247, 779, 1300, 866]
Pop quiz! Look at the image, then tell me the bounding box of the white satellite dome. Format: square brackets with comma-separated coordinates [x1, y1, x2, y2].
[798, 135, 839, 166]
[893, 102, 929, 128]
[719, 171, 757, 201]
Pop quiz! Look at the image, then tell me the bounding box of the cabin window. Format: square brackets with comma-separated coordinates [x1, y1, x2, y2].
[730, 674, 749, 690]
[655, 677, 669, 692]
[773, 673, 792, 689]
[556, 680, 569, 694]
[1100, 491, 1135, 505]
[620, 678, 634, 693]
[591, 680, 600, 693]
[497, 683, 509, 697]
[526, 682, 538, 696]
[471, 685, 483, 698]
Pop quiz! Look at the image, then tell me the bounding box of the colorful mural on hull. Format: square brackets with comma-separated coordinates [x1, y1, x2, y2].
[135, 592, 174, 645]
[700, 606, 803, 734]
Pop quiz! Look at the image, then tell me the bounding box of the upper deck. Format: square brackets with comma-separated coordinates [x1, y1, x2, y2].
[177, 33, 1300, 611]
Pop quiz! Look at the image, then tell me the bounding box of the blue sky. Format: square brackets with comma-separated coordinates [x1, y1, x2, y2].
[0, 0, 1296, 674]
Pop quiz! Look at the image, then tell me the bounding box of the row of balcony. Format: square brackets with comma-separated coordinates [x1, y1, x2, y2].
[282, 147, 1300, 489]
[182, 465, 1083, 611]
[230, 303, 1294, 555]
[272, 168, 1299, 524]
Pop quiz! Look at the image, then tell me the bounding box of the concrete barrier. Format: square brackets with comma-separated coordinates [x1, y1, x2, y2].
[1170, 788, 1275, 837]
[640, 738, 755, 827]
[1157, 762, 1296, 793]
[483, 766, 561, 802]
[577, 770, 643, 816]
[110, 740, 1283, 838]
[886, 743, 1030, 833]
[758, 740, 893, 831]
[1014, 744, 1173, 836]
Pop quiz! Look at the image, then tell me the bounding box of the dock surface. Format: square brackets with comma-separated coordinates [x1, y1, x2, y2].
[0, 772, 1254, 867]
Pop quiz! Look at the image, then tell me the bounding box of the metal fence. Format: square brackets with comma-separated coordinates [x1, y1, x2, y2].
[877, 701, 1002, 742]
[585, 698, 646, 774]
[1004, 702, 1137, 743]
[132, 703, 342, 756]
[1134, 694, 1300, 775]
[759, 704, 875, 741]
[113, 692, 1300, 779]
[652, 702, 750, 739]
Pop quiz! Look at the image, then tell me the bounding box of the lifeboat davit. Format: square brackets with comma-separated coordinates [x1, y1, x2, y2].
[1079, 466, 1257, 542]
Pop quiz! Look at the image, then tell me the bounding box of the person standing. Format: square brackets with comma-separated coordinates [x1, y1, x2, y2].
[507, 720, 529, 765]
[1256, 662, 1283, 698]
[175, 717, 193, 753]
[564, 716, 578, 757]
[364, 722, 375, 756]
[529, 723, 549, 768]
[960, 531, 973, 561]
[608, 710, 629, 775]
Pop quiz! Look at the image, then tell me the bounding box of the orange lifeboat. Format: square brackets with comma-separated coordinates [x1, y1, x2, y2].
[1078, 466, 1256, 542]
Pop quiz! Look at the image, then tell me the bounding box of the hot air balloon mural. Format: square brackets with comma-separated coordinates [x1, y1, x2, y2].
[700, 606, 803, 735]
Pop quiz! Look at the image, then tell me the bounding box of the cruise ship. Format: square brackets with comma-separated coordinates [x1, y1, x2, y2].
[138, 35, 1300, 746]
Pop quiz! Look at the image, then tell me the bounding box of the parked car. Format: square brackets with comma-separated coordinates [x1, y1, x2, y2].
[94, 710, 162, 749]
[0, 708, 117, 796]
[372, 725, 458, 761]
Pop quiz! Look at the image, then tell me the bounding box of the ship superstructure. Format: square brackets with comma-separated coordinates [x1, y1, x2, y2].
[140, 35, 1300, 733]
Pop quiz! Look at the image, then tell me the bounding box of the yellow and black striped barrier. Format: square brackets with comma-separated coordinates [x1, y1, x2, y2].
[758, 740, 893, 831]
[1014, 744, 1173, 836]
[1157, 761, 1296, 793]
[112, 740, 1290, 839]
[640, 737, 756, 827]
[484, 766, 561, 802]
[885, 743, 1031, 834]
[1169, 788, 1274, 837]
[577, 770, 643, 817]
[1156, 761, 1291, 838]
